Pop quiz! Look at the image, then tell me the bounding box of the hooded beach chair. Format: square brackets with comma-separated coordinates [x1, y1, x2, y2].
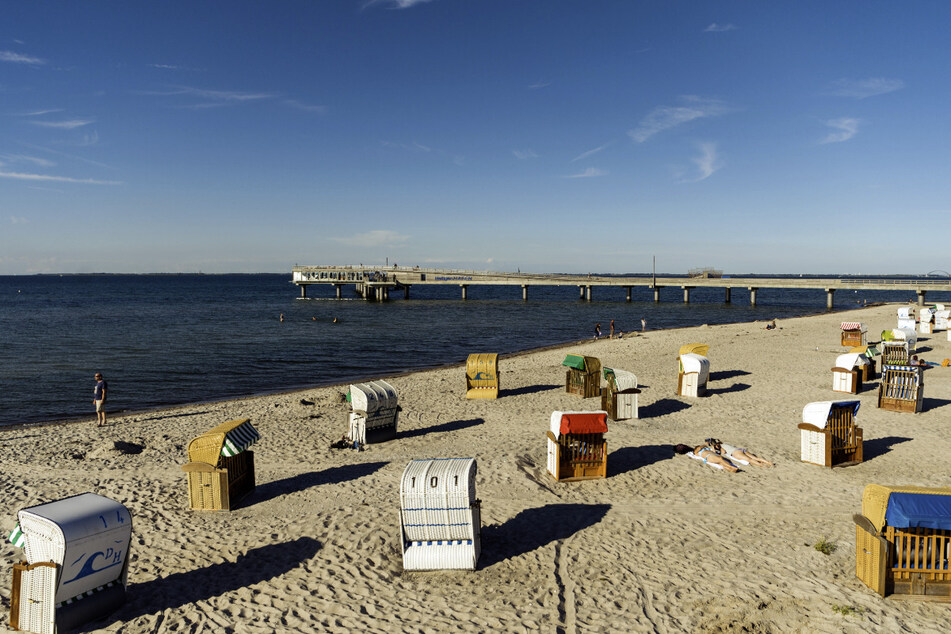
[7, 493, 132, 634]
[832, 352, 867, 394]
[797, 400, 862, 467]
[897, 306, 916, 330]
[935, 309, 950, 330]
[546, 410, 608, 481]
[347, 380, 399, 445]
[465, 353, 499, 399]
[840, 322, 867, 347]
[399, 458, 480, 571]
[878, 365, 923, 413]
[601, 367, 640, 420]
[677, 352, 710, 397]
[181, 418, 259, 510]
[919, 308, 935, 334]
[854, 484, 951, 600]
[562, 354, 601, 398]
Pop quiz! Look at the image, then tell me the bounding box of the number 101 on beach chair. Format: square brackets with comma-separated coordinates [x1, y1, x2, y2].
[7, 493, 132, 634]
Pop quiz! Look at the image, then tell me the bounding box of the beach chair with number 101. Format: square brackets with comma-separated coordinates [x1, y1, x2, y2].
[181, 418, 259, 511]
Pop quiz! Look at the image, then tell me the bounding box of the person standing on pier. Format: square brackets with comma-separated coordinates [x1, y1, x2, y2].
[93, 372, 108, 427]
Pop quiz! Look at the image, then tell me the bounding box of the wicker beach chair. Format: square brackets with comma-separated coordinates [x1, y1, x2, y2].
[677, 352, 709, 397]
[601, 368, 640, 420]
[562, 354, 601, 398]
[877, 365, 924, 413]
[546, 411, 608, 481]
[854, 484, 951, 600]
[832, 352, 866, 394]
[465, 353, 499, 399]
[347, 380, 399, 445]
[7, 493, 132, 634]
[400, 458, 480, 571]
[840, 322, 867, 347]
[797, 401, 862, 467]
[181, 418, 259, 510]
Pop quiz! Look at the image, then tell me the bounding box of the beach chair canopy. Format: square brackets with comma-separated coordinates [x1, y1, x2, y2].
[893, 328, 917, 346]
[678, 343, 709, 357]
[348, 380, 398, 414]
[802, 400, 860, 428]
[840, 321, 866, 332]
[465, 353, 498, 381]
[187, 418, 259, 465]
[562, 354, 599, 373]
[549, 410, 608, 439]
[920, 308, 934, 320]
[400, 457, 477, 544]
[13, 493, 133, 603]
[936, 310, 951, 319]
[897, 306, 915, 319]
[863, 484, 951, 533]
[835, 352, 868, 370]
[679, 352, 709, 377]
[603, 367, 637, 391]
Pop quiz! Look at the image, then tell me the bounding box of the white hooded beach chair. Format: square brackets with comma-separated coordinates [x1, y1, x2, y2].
[935, 309, 950, 330]
[797, 401, 862, 467]
[677, 353, 710, 397]
[832, 352, 867, 394]
[400, 458, 480, 571]
[897, 306, 916, 329]
[919, 308, 935, 334]
[601, 368, 640, 420]
[347, 380, 399, 445]
[7, 493, 132, 634]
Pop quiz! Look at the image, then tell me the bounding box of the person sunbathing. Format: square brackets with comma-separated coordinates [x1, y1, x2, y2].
[673, 443, 739, 472]
[705, 438, 773, 467]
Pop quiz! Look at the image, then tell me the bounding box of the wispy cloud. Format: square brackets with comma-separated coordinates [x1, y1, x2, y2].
[0, 50, 45, 65]
[20, 109, 64, 117]
[141, 85, 275, 109]
[0, 170, 121, 185]
[0, 154, 55, 168]
[828, 78, 904, 99]
[704, 23, 737, 32]
[691, 142, 720, 180]
[20, 143, 115, 170]
[820, 118, 860, 144]
[571, 142, 613, 162]
[77, 131, 99, 147]
[283, 99, 327, 114]
[332, 230, 410, 248]
[10, 216, 29, 224]
[628, 96, 731, 143]
[30, 119, 95, 129]
[528, 80, 551, 89]
[150, 63, 181, 70]
[563, 167, 606, 179]
[512, 149, 538, 160]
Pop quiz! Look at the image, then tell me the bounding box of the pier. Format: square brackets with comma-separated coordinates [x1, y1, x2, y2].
[292, 265, 951, 308]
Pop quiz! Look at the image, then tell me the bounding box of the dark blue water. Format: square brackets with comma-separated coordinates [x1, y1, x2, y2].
[0, 274, 945, 428]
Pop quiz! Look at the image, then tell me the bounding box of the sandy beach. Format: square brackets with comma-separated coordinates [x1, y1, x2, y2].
[2, 302, 950, 633]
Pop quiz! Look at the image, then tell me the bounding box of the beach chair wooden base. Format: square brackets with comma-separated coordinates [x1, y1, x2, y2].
[854, 516, 951, 601]
[546, 431, 606, 481]
[798, 424, 863, 467]
[183, 450, 255, 511]
[676, 372, 706, 398]
[565, 369, 600, 398]
[841, 330, 866, 347]
[831, 367, 862, 394]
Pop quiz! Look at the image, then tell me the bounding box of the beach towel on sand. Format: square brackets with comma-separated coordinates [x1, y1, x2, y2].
[687, 451, 748, 470]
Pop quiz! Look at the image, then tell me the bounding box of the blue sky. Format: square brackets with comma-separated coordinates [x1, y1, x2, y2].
[2, 1, 949, 275]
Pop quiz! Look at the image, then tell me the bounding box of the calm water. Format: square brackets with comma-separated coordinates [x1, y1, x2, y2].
[0, 274, 943, 428]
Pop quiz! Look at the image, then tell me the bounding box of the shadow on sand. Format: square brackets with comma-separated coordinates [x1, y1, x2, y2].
[503, 384, 560, 397]
[709, 370, 751, 381]
[639, 398, 691, 418]
[250, 461, 389, 506]
[608, 444, 672, 477]
[399, 418, 484, 441]
[922, 397, 951, 413]
[706, 383, 751, 396]
[480, 503, 611, 568]
[115, 537, 322, 624]
[863, 436, 913, 461]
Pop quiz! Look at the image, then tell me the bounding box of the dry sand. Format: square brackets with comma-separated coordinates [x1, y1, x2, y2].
[2, 303, 950, 633]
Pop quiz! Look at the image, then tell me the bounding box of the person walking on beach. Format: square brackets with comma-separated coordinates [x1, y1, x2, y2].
[610, 319, 615, 339]
[594, 323, 602, 339]
[93, 372, 108, 427]
[641, 318, 646, 332]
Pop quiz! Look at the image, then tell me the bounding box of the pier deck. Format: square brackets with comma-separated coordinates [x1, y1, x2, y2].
[292, 265, 951, 307]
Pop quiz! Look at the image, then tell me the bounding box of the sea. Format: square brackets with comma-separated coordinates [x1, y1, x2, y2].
[1, 273, 945, 428]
